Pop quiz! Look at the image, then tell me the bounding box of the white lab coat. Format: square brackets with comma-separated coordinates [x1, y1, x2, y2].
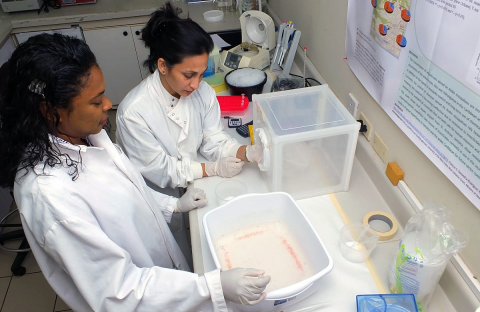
[14, 130, 228, 312]
[116, 70, 241, 191]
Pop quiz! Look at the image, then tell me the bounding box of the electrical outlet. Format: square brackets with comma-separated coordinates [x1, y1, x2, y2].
[372, 132, 389, 163]
[359, 111, 373, 141]
[347, 93, 359, 118]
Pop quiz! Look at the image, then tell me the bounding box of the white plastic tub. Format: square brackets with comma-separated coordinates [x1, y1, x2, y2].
[203, 192, 333, 311]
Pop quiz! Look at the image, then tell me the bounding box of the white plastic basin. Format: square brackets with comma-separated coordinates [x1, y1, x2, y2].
[203, 192, 334, 311]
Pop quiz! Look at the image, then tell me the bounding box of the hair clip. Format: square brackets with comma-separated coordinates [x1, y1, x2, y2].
[28, 79, 46, 99]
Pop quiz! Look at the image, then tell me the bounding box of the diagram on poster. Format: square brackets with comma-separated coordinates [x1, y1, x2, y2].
[370, 0, 411, 58]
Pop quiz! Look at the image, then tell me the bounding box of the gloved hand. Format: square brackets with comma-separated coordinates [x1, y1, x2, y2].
[245, 145, 263, 162]
[220, 268, 271, 305]
[205, 157, 244, 178]
[175, 188, 208, 213]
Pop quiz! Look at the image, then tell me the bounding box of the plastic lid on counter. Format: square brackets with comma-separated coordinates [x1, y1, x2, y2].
[203, 10, 224, 22]
[356, 294, 418, 312]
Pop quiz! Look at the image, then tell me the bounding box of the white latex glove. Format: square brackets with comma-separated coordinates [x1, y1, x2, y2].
[246, 145, 263, 162]
[205, 157, 244, 178]
[175, 188, 208, 213]
[220, 268, 271, 305]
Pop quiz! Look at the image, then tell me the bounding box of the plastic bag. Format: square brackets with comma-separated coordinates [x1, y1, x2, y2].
[388, 202, 468, 312]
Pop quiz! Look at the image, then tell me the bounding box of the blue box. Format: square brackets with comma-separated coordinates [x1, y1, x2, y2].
[357, 294, 418, 312]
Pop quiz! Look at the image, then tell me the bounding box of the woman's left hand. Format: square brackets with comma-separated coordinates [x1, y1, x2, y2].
[175, 188, 208, 212]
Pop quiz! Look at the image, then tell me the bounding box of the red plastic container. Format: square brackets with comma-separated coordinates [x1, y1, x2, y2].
[217, 95, 249, 117]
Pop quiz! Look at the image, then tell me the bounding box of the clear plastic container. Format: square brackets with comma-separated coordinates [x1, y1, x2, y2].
[340, 223, 379, 262]
[215, 180, 247, 205]
[357, 294, 418, 312]
[253, 85, 361, 199]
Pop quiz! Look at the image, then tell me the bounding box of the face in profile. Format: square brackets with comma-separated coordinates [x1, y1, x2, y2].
[56, 66, 112, 141]
[158, 53, 209, 98]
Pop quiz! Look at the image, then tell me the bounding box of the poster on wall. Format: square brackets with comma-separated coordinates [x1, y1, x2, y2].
[345, 0, 480, 210]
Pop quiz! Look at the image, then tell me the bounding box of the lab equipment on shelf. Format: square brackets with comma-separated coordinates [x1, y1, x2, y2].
[217, 95, 249, 117]
[252, 85, 361, 199]
[203, 192, 333, 312]
[203, 73, 228, 93]
[271, 21, 302, 78]
[236, 120, 253, 138]
[219, 11, 275, 73]
[224, 68, 267, 100]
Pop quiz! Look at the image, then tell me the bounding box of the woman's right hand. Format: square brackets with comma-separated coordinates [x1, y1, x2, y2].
[204, 157, 244, 178]
[220, 268, 271, 305]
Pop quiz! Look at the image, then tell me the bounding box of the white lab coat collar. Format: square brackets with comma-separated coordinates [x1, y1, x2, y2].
[48, 131, 156, 215]
[152, 71, 191, 144]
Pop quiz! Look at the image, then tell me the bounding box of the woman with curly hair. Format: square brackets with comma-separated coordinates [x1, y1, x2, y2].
[0, 33, 269, 312]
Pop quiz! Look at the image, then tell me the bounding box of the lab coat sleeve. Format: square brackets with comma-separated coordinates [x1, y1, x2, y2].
[146, 188, 177, 223]
[42, 216, 227, 312]
[199, 86, 242, 161]
[116, 114, 196, 189]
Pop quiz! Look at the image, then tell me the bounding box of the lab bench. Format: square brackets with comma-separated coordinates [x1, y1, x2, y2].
[189, 70, 460, 311]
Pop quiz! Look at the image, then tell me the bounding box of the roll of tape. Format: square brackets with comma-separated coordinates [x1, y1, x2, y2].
[363, 211, 398, 241]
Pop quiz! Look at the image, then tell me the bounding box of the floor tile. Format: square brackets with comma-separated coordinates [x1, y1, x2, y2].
[54, 295, 71, 312]
[0, 200, 40, 276]
[2, 272, 56, 312]
[0, 249, 15, 278]
[0, 239, 40, 277]
[0, 276, 10, 309]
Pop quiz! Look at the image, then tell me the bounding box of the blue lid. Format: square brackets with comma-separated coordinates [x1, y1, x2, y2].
[357, 294, 418, 312]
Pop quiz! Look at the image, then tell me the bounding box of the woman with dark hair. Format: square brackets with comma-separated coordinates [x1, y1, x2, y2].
[116, 2, 263, 193]
[0, 33, 269, 311]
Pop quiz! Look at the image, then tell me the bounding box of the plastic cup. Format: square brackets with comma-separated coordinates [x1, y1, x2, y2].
[340, 223, 379, 263]
[215, 180, 247, 205]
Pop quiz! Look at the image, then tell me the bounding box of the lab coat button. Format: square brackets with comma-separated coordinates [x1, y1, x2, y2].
[176, 117, 179, 120]
[172, 113, 175, 116]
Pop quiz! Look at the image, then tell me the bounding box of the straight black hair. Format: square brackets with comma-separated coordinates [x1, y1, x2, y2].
[142, 1, 214, 73]
[0, 33, 98, 188]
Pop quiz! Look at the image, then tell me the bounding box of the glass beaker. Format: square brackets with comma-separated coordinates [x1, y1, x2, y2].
[213, 0, 229, 12]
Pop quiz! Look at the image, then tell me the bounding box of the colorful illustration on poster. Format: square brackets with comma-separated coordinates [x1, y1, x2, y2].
[379, 24, 388, 36]
[396, 34, 407, 47]
[384, 1, 394, 13]
[401, 9, 411, 22]
[372, 0, 377, 8]
[370, 0, 412, 58]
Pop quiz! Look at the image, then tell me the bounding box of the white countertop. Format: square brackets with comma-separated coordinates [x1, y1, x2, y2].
[0, 1, 240, 43]
[188, 70, 458, 311]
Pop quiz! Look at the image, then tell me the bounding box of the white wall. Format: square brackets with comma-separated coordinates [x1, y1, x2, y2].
[268, 0, 480, 278]
[0, 36, 14, 65]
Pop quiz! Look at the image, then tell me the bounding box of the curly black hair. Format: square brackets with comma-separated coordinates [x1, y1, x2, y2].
[0, 33, 98, 188]
[141, 1, 214, 73]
